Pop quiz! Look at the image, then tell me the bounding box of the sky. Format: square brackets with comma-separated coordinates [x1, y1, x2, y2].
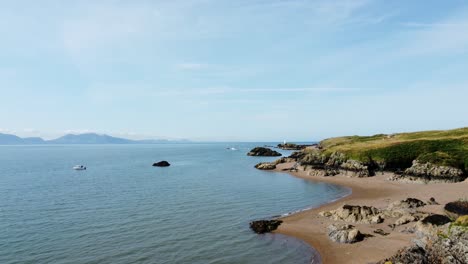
[0, 0, 467, 141]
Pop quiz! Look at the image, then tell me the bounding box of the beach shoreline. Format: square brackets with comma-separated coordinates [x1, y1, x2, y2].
[271, 162, 468, 264]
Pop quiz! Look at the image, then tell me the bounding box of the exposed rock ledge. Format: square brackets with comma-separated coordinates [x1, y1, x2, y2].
[319, 205, 383, 224]
[389, 160, 465, 183]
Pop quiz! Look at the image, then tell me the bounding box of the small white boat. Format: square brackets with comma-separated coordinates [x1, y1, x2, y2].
[73, 165, 86, 170]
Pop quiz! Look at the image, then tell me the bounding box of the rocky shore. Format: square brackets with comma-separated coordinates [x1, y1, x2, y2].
[269, 162, 468, 263]
[247, 128, 467, 263]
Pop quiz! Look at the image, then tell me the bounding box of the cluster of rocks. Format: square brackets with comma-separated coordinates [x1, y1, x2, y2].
[319, 198, 443, 244]
[249, 220, 282, 234]
[247, 147, 282, 157]
[295, 150, 375, 178]
[319, 205, 383, 224]
[389, 160, 466, 183]
[378, 214, 468, 264]
[281, 147, 467, 182]
[254, 162, 276, 170]
[317, 198, 468, 263]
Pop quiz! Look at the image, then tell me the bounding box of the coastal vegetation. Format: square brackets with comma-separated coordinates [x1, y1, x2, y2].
[318, 127, 468, 171]
[292, 127, 468, 182]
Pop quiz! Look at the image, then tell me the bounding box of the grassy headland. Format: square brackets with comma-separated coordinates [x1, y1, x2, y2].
[314, 127, 468, 172]
[290, 127, 468, 181]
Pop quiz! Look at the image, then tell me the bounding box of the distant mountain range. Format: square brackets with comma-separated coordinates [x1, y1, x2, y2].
[0, 133, 190, 145]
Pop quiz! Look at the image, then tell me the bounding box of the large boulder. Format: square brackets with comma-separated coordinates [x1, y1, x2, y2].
[254, 162, 276, 170]
[395, 214, 417, 226]
[339, 159, 371, 177]
[247, 147, 282, 157]
[444, 200, 468, 219]
[152, 161, 170, 167]
[403, 160, 465, 182]
[385, 198, 426, 218]
[249, 220, 282, 234]
[327, 224, 364, 244]
[420, 214, 452, 226]
[320, 205, 383, 224]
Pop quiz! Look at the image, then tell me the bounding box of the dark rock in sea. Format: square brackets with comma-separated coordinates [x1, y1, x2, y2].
[444, 200, 468, 219]
[152, 161, 170, 167]
[249, 220, 283, 234]
[247, 147, 282, 157]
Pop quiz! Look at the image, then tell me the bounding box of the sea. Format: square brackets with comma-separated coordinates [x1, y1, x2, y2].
[0, 143, 350, 264]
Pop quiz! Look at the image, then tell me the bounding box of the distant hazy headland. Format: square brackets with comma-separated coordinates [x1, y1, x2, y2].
[0, 132, 189, 145]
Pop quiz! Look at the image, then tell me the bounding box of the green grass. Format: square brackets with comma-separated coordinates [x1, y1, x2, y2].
[318, 127, 468, 171]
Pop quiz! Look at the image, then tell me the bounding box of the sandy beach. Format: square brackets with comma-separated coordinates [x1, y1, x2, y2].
[273, 162, 468, 264]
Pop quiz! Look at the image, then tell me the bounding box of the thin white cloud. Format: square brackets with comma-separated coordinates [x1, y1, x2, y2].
[401, 22, 468, 28]
[400, 17, 468, 55]
[236, 87, 363, 93]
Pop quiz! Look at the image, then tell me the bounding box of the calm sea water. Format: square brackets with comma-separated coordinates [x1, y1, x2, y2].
[0, 144, 349, 264]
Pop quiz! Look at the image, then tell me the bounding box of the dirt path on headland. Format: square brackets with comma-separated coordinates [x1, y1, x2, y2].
[273, 162, 468, 264]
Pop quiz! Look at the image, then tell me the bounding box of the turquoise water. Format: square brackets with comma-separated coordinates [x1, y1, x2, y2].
[0, 144, 349, 264]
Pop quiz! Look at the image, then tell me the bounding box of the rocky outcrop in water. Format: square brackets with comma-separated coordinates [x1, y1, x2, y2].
[249, 220, 282, 234]
[152, 161, 170, 167]
[247, 147, 282, 157]
[320, 205, 383, 224]
[254, 162, 276, 170]
[327, 224, 364, 243]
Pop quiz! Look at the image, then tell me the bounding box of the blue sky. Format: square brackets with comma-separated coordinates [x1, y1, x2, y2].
[0, 0, 467, 141]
